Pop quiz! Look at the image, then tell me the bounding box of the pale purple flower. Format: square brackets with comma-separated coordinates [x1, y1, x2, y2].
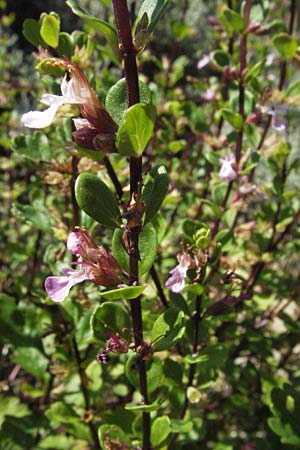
[166, 252, 194, 293]
[45, 266, 94, 303]
[219, 156, 237, 182]
[45, 228, 124, 302]
[197, 53, 211, 70]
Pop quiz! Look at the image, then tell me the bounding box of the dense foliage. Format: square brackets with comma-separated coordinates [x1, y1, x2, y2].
[1, 0, 300, 449]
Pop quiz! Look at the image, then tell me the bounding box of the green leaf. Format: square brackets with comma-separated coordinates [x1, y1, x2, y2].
[101, 285, 146, 301]
[22, 18, 45, 47]
[98, 424, 129, 449]
[106, 78, 152, 125]
[152, 307, 186, 351]
[244, 59, 265, 82]
[221, 108, 243, 129]
[185, 344, 227, 370]
[0, 396, 29, 430]
[36, 58, 67, 77]
[222, 8, 245, 33]
[125, 399, 163, 412]
[12, 348, 49, 382]
[126, 354, 163, 393]
[112, 222, 158, 275]
[40, 14, 60, 48]
[91, 302, 131, 342]
[135, 0, 169, 34]
[116, 104, 156, 157]
[211, 50, 230, 68]
[66, 0, 119, 55]
[12, 132, 51, 161]
[273, 33, 297, 59]
[12, 200, 55, 233]
[75, 173, 121, 229]
[142, 165, 169, 224]
[151, 416, 171, 446]
[58, 32, 74, 58]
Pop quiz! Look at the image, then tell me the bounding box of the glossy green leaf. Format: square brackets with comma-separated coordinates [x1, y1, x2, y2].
[152, 307, 186, 351]
[151, 416, 171, 446]
[273, 33, 297, 59]
[57, 32, 74, 58]
[125, 399, 162, 412]
[222, 8, 245, 33]
[75, 173, 121, 229]
[142, 165, 169, 224]
[40, 14, 60, 48]
[112, 222, 158, 275]
[211, 49, 230, 68]
[98, 424, 129, 449]
[66, 0, 119, 55]
[221, 108, 243, 129]
[106, 78, 152, 125]
[101, 285, 146, 301]
[244, 59, 265, 82]
[125, 354, 163, 393]
[116, 103, 156, 157]
[22, 18, 45, 47]
[135, 0, 169, 34]
[91, 302, 131, 342]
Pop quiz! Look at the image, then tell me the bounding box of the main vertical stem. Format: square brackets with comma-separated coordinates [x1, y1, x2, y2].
[112, 2, 150, 448]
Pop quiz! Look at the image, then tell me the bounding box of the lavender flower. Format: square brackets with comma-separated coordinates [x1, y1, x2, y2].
[219, 156, 237, 182]
[45, 228, 123, 302]
[166, 252, 194, 293]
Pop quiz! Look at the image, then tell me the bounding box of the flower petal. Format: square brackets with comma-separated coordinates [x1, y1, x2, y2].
[45, 266, 91, 302]
[21, 104, 59, 129]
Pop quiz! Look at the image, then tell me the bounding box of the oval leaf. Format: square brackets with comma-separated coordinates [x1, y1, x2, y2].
[151, 416, 172, 446]
[91, 302, 131, 342]
[221, 108, 243, 129]
[112, 222, 158, 275]
[22, 18, 45, 47]
[116, 104, 156, 157]
[273, 32, 297, 59]
[125, 354, 163, 393]
[75, 173, 121, 229]
[40, 14, 60, 48]
[142, 165, 169, 224]
[152, 307, 186, 351]
[106, 78, 152, 125]
[101, 285, 146, 301]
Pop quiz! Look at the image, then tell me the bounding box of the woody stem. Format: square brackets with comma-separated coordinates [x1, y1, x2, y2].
[112, 2, 150, 449]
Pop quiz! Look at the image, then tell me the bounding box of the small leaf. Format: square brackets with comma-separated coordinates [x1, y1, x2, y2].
[101, 285, 146, 301]
[221, 108, 243, 129]
[12, 132, 51, 161]
[98, 424, 129, 449]
[22, 18, 45, 47]
[273, 33, 297, 59]
[75, 173, 121, 229]
[36, 58, 67, 77]
[135, 0, 169, 34]
[91, 302, 131, 342]
[125, 399, 162, 412]
[244, 59, 265, 82]
[40, 14, 60, 48]
[152, 307, 186, 351]
[142, 165, 169, 224]
[116, 104, 156, 157]
[57, 32, 74, 58]
[151, 416, 172, 446]
[112, 222, 158, 275]
[106, 78, 152, 125]
[126, 354, 163, 393]
[66, 0, 119, 56]
[211, 49, 230, 68]
[222, 8, 245, 33]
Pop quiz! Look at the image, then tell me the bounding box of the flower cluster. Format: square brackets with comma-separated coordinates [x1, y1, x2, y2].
[97, 333, 129, 364]
[45, 228, 124, 302]
[21, 59, 117, 151]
